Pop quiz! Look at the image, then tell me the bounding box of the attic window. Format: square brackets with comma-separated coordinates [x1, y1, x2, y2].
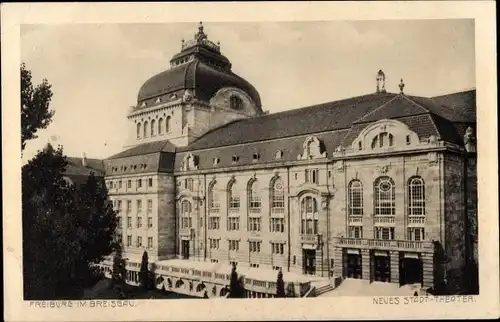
[406, 135, 411, 145]
[358, 141, 362, 151]
[213, 157, 220, 166]
[232, 155, 239, 163]
[253, 153, 260, 161]
[230, 96, 243, 110]
[124, 166, 127, 171]
[275, 150, 283, 160]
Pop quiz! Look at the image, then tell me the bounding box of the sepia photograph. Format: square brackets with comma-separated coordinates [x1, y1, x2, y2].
[2, 2, 498, 321]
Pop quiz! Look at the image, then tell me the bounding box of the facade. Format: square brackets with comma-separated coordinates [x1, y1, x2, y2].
[89, 23, 477, 296]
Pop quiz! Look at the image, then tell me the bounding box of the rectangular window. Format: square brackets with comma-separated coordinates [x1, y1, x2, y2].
[249, 241, 261, 253]
[209, 239, 220, 249]
[117, 200, 122, 212]
[127, 235, 132, 246]
[148, 217, 153, 228]
[127, 216, 132, 228]
[229, 240, 239, 251]
[348, 226, 363, 239]
[127, 180, 132, 189]
[126, 200, 132, 213]
[137, 179, 142, 188]
[301, 219, 319, 234]
[185, 178, 194, 191]
[375, 227, 395, 240]
[271, 242, 285, 255]
[228, 217, 240, 231]
[209, 217, 220, 230]
[137, 217, 142, 228]
[137, 236, 142, 247]
[118, 217, 122, 229]
[137, 200, 142, 213]
[148, 178, 153, 187]
[408, 228, 425, 241]
[147, 200, 153, 213]
[229, 196, 240, 209]
[270, 218, 285, 233]
[118, 180, 122, 189]
[148, 237, 153, 249]
[248, 217, 261, 232]
[305, 169, 319, 184]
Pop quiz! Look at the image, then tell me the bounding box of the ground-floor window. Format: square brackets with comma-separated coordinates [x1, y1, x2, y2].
[348, 226, 363, 238]
[374, 227, 395, 240]
[407, 227, 425, 241]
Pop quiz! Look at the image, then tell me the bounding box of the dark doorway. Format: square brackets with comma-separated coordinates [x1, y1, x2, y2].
[344, 252, 362, 279]
[181, 240, 190, 259]
[373, 255, 391, 282]
[303, 249, 316, 275]
[400, 255, 423, 286]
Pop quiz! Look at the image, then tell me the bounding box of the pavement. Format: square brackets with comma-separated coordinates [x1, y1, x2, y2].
[318, 278, 422, 297]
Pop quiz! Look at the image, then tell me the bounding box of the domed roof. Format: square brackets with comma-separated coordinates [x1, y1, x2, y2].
[136, 22, 262, 108]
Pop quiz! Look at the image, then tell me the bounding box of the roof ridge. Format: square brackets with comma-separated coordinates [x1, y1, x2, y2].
[352, 94, 402, 123]
[401, 95, 431, 114]
[431, 88, 476, 98]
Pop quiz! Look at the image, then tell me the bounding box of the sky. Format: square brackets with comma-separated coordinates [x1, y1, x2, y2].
[20, 20, 475, 162]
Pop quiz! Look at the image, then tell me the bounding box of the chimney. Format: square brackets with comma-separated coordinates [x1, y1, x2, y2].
[82, 153, 87, 167]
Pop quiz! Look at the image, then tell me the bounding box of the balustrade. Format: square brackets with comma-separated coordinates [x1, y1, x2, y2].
[408, 216, 425, 225]
[373, 215, 395, 225]
[334, 237, 433, 252]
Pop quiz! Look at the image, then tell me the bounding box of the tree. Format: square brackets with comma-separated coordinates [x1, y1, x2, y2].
[228, 262, 244, 298]
[21, 63, 54, 151]
[22, 144, 119, 300]
[276, 269, 286, 298]
[111, 246, 126, 289]
[139, 251, 149, 290]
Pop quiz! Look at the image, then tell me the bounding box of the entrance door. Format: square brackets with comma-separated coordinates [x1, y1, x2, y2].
[373, 256, 391, 282]
[303, 250, 316, 275]
[400, 257, 422, 286]
[344, 253, 362, 279]
[181, 240, 190, 259]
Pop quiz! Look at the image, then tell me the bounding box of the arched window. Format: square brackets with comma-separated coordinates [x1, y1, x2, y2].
[181, 200, 192, 229]
[143, 121, 149, 137]
[300, 196, 318, 234]
[158, 118, 164, 135]
[228, 180, 240, 210]
[230, 95, 243, 110]
[371, 132, 394, 149]
[271, 178, 284, 211]
[166, 116, 171, 133]
[151, 119, 156, 137]
[248, 180, 261, 212]
[136, 122, 142, 139]
[348, 180, 363, 216]
[374, 176, 395, 216]
[208, 182, 220, 213]
[408, 177, 425, 216]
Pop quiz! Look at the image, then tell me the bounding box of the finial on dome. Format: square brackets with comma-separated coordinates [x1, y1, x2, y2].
[195, 21, 207, 42]
[399, 78, 405, 94]
[376, 69, 386, 93]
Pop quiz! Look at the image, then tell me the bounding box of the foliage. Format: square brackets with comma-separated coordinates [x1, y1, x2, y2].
[22, 144, 119, 300]
[276, 269, 286, 298]
[228, 262, 245, 298]
[111, 246, 126, 288]
[21, 63, 54, 151]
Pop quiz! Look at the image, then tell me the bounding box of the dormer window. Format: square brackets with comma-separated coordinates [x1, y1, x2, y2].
[232, 155, 239, 163]
[213, 157, 220, 166]
[406, 135, 411, 145]
[371, 132, 394, 149]
[298, 136, 326, 160]
[358, 141, 362, 151]
[230, 95, 243, 110]
[253, 153, 260, 161]
[275, 150, 283, 160]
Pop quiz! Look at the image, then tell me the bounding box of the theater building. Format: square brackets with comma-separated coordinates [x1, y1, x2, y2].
[98, 23, 477, 295]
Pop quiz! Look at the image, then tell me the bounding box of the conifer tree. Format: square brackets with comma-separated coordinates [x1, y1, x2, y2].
[139, 251, 149, 289]
[276, 269, 286, 298]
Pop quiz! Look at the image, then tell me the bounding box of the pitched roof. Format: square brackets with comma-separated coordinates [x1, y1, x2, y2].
[107, 140, 176, 159]
[65, 157, 105, 176]
[177, 92, 398, 152]
[431, 89, 476, 121]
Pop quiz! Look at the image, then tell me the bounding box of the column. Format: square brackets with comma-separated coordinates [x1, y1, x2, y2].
[333, 247, 343, 277]
[390, 251, 400, 284]
[361, 249, 371, 281]
[422, 252, 434, 290]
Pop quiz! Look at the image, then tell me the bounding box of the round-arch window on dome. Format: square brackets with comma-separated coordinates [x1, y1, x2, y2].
[158, 118, 164, 135]
[166, 116, 171, 133]
[151, 119, 156, 137]
[136, 122, 142, 139]
[143, 121, 149, 138]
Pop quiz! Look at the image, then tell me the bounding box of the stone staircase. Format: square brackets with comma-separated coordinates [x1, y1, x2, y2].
[314, 283, 334, 296]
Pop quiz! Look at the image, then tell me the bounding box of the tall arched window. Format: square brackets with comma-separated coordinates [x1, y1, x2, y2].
[371, 132, 394, 149]
[348, 180, 363, 216]
[408, 177, 425, 216]
[248, 180, 261, 212]
[181, 200, 192, 229]
[136, 122, 142, 139]
[151, 119, 156, 137]
[158, 118, 164, 135]
[143, 121, 149, 138]
[208, 182, 220, 213]
[271, 178, 285, 212]
[301, 196, 318, 234]
[374, 176, 395, 216]
[228, 180, 240, 210]
[166, 116, 171, 133]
